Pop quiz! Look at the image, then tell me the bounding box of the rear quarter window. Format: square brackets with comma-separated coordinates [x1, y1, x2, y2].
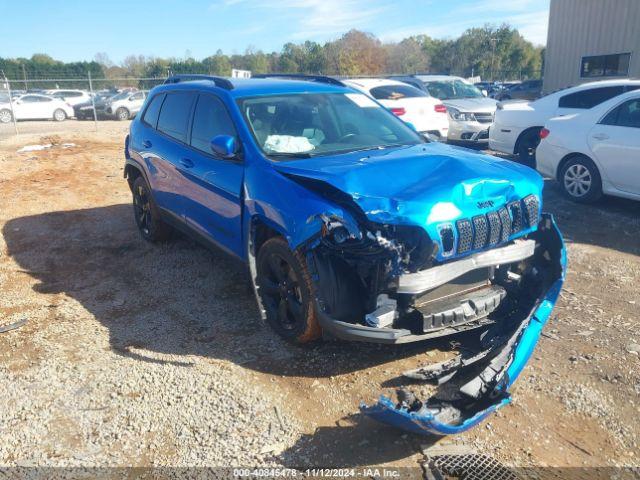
[156, 92, 195, 143]
[142, 93, 165, 128]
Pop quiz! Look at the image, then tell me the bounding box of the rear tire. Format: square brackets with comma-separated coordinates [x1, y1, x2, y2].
[256, 237, 322, 344]
[559, 155, 602, 203]
[131, 176, 172, 242]
[0, 109, 12, 123]
[516, 128, 541, 167]
[116, 107, 130, 121]
[53, 109, 66, 122]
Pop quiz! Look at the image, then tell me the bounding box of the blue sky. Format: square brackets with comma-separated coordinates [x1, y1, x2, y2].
[3, 0, 550, 63]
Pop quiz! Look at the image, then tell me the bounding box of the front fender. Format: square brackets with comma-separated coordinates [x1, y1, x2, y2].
[243, 163, 360, 250]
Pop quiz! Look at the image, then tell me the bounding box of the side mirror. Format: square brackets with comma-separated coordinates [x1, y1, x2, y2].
[482, 89, 488, 97]
[211, 135, 238, 159]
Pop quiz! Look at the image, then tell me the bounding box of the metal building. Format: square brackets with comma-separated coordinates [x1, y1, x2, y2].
[543, 0, 640, 93]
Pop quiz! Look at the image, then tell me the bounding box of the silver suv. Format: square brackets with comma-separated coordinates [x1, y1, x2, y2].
[103, 91, 146, 120]
[398, 75, 498, 143]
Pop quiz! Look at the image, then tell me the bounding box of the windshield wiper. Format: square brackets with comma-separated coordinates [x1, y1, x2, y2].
[337, 143, 418, 155]
[267, 152, 314, 159]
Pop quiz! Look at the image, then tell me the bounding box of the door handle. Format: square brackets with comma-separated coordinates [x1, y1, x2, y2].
[592, 133, 609, 141]
[142, 140, 152, 148]
[179, 158, 194, 168]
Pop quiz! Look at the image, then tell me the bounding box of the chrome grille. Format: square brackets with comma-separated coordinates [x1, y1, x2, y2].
[456, 219, 473, 254]
[523, 194, 540, 227]
[498, 207, 511, 242]
[451, 196, 540, 256]
[487, 211, 501, 246]
[475, 112, 493, 124]
[472, 216, 488, 250]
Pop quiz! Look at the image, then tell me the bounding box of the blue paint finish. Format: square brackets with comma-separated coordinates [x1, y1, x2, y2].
[361, 215, 566, 436]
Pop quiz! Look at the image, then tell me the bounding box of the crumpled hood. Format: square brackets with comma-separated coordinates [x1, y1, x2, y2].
[443, 96, 498, 113]
[271, 142, 543, 232]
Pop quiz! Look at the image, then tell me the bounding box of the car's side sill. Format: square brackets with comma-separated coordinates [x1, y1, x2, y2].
[158, 207, 245, 263]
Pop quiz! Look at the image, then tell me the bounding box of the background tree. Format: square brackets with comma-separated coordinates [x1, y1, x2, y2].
[1, 24, 544, 88]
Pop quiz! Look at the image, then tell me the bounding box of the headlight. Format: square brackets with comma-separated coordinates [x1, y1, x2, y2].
[448, 107, 476, 122]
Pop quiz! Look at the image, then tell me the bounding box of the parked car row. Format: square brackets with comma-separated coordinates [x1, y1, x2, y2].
[0, 89, 147, 123]
[341, 78, 449, 140]
[360, 73, 639, 205]
[490, 79, 640, 159]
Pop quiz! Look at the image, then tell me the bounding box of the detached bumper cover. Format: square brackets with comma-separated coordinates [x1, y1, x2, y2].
[360, 213, 566, 435]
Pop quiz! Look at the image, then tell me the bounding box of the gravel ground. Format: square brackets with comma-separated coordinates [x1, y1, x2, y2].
[0, 122, 638, 471]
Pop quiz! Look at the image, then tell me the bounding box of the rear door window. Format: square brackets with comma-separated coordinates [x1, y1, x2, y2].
[157, 92, 195, 143]
[600, 99, 640, 128]
[190, 94, 237, 154]
[142, 93, 165, 128]
[559, 86, 625, 109]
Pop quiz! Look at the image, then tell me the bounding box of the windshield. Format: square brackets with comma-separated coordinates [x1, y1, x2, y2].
[422, 80, 484, 100]
[238, 92, 424, 159]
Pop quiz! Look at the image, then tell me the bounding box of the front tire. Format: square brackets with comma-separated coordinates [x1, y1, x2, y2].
[0, 109, 12, 123]
[116, 107, 130, 121]
[559, 155, 602, 203]
[256, 237, 321, 343]
[131, 176, 172, 242]
[53, 109, 66, 122]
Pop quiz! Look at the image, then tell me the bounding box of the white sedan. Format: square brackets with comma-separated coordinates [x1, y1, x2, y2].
[342, 78, 449, 140]
[536, 89, 640, 202]
[0, 94, 74, 123]
[490, 79, 640, 165]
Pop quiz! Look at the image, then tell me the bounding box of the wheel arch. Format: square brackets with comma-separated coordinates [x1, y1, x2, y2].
[555, 152, 599, 183]
[124, 159, 149, 192]
[514, 126, 543, 155]
[247, 216, 289, 321]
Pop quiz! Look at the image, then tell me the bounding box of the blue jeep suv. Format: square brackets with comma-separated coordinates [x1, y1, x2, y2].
[125, 74, 565, 435]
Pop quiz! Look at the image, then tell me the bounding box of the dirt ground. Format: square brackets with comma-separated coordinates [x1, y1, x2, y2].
[0, 121, 639, 473]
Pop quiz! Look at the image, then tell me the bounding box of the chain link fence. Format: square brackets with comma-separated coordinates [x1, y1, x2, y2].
[0, 71, 170, 137]
[1, 67, 543, 138]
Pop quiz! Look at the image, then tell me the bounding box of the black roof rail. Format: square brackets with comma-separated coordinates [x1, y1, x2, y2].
[163, 74, 234, 90]
[252, 73, 345, 86]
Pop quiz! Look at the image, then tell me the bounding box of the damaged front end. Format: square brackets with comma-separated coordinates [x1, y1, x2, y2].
[273, 152, 565, 434]
[300, 189, 565, 433]
[360, 214, 565, 435]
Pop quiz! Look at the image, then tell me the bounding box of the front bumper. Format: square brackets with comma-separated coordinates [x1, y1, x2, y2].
[359, 213, 566, 435]
[447, 119, 492, 143]
[317, 239, 538, 344]
[420, 128, 449, 141]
